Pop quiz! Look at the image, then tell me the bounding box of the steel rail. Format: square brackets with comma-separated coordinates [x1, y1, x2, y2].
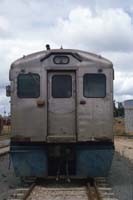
[87, 182, 101, 200]
[8, 179, 36, 200]
[0, 144, 9, 149]
[23, 183, 36, 200]
[8, 177, 119, 200]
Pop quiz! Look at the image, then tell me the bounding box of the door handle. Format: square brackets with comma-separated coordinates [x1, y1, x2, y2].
[80, 100, 86, 105]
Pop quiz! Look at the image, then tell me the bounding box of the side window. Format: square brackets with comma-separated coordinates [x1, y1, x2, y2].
[17, 73, 40, 98]
[52, 75, 72, 98]
[83, 74, 106, 98]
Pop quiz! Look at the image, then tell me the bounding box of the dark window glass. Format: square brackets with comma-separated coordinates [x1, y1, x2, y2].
[83, 74, 106, 98]
[17, 73, 40, 98]
[53, 56, 69, 64]
[52, 75, 72, 98]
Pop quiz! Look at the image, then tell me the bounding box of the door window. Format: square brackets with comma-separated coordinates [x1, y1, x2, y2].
[52, 75, 72, 98]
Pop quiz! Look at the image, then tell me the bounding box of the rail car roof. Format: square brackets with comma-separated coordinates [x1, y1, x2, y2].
[11, 49, 113, 69]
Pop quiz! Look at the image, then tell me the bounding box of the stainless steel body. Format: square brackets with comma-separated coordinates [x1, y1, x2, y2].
[9, 49, 114, 143]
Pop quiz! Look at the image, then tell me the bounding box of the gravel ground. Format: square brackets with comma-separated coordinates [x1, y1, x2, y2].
[28, 186, 88, 200]
[108, 137, 133, 200]
[0, 154, 20, 200]
[108, 152, 133, 200]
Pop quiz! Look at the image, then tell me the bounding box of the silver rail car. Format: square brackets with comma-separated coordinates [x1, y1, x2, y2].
[8, 47, 114, 178]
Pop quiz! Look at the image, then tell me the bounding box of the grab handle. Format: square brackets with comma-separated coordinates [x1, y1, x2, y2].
[80, 100, 86, 105]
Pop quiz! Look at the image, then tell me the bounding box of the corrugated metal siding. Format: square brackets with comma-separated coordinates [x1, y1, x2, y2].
[125, 109, 133, 133]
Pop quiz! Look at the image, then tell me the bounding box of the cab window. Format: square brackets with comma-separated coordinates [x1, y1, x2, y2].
[83, 74, 106, 98]
[17, 73, 40, 98]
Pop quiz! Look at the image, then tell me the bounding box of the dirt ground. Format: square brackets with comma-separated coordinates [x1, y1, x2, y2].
[113, 117, 125, 135]
[115, 137, 133, 162]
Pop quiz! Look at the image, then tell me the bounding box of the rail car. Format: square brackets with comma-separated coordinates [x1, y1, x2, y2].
[7, 46, 114, 178]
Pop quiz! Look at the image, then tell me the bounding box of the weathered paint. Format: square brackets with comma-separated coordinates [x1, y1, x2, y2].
[10, 142, 114, 177]
[76, 143, 114, 177]
[10, 144, 48, 177]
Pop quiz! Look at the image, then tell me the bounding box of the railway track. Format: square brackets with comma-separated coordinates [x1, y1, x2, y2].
[8, 177, 119, 200]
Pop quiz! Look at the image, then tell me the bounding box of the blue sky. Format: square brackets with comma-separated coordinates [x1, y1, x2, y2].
[1, 0, 133, 115]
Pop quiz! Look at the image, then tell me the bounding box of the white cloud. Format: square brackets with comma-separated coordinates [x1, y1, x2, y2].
[0, 16, 8, 30]
[47, 7, 133, 52]
[0, 15, 10, 38]
[102, 51, 133, 72]
[101, 52, 133, 101]
[0, 88, 10, 115]
[114, 72, 133, 94]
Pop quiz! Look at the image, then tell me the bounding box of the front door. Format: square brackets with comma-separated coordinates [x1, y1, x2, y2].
[47, 71, 76, 142]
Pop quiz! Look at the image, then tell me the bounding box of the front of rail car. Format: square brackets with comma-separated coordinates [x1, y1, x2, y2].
[7, 48, 114, 179]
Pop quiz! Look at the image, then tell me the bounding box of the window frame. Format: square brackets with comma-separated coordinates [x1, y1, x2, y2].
[17, 73, 40, 98]
[83, 73, 106, 98]
[52, 74, 72, 98]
